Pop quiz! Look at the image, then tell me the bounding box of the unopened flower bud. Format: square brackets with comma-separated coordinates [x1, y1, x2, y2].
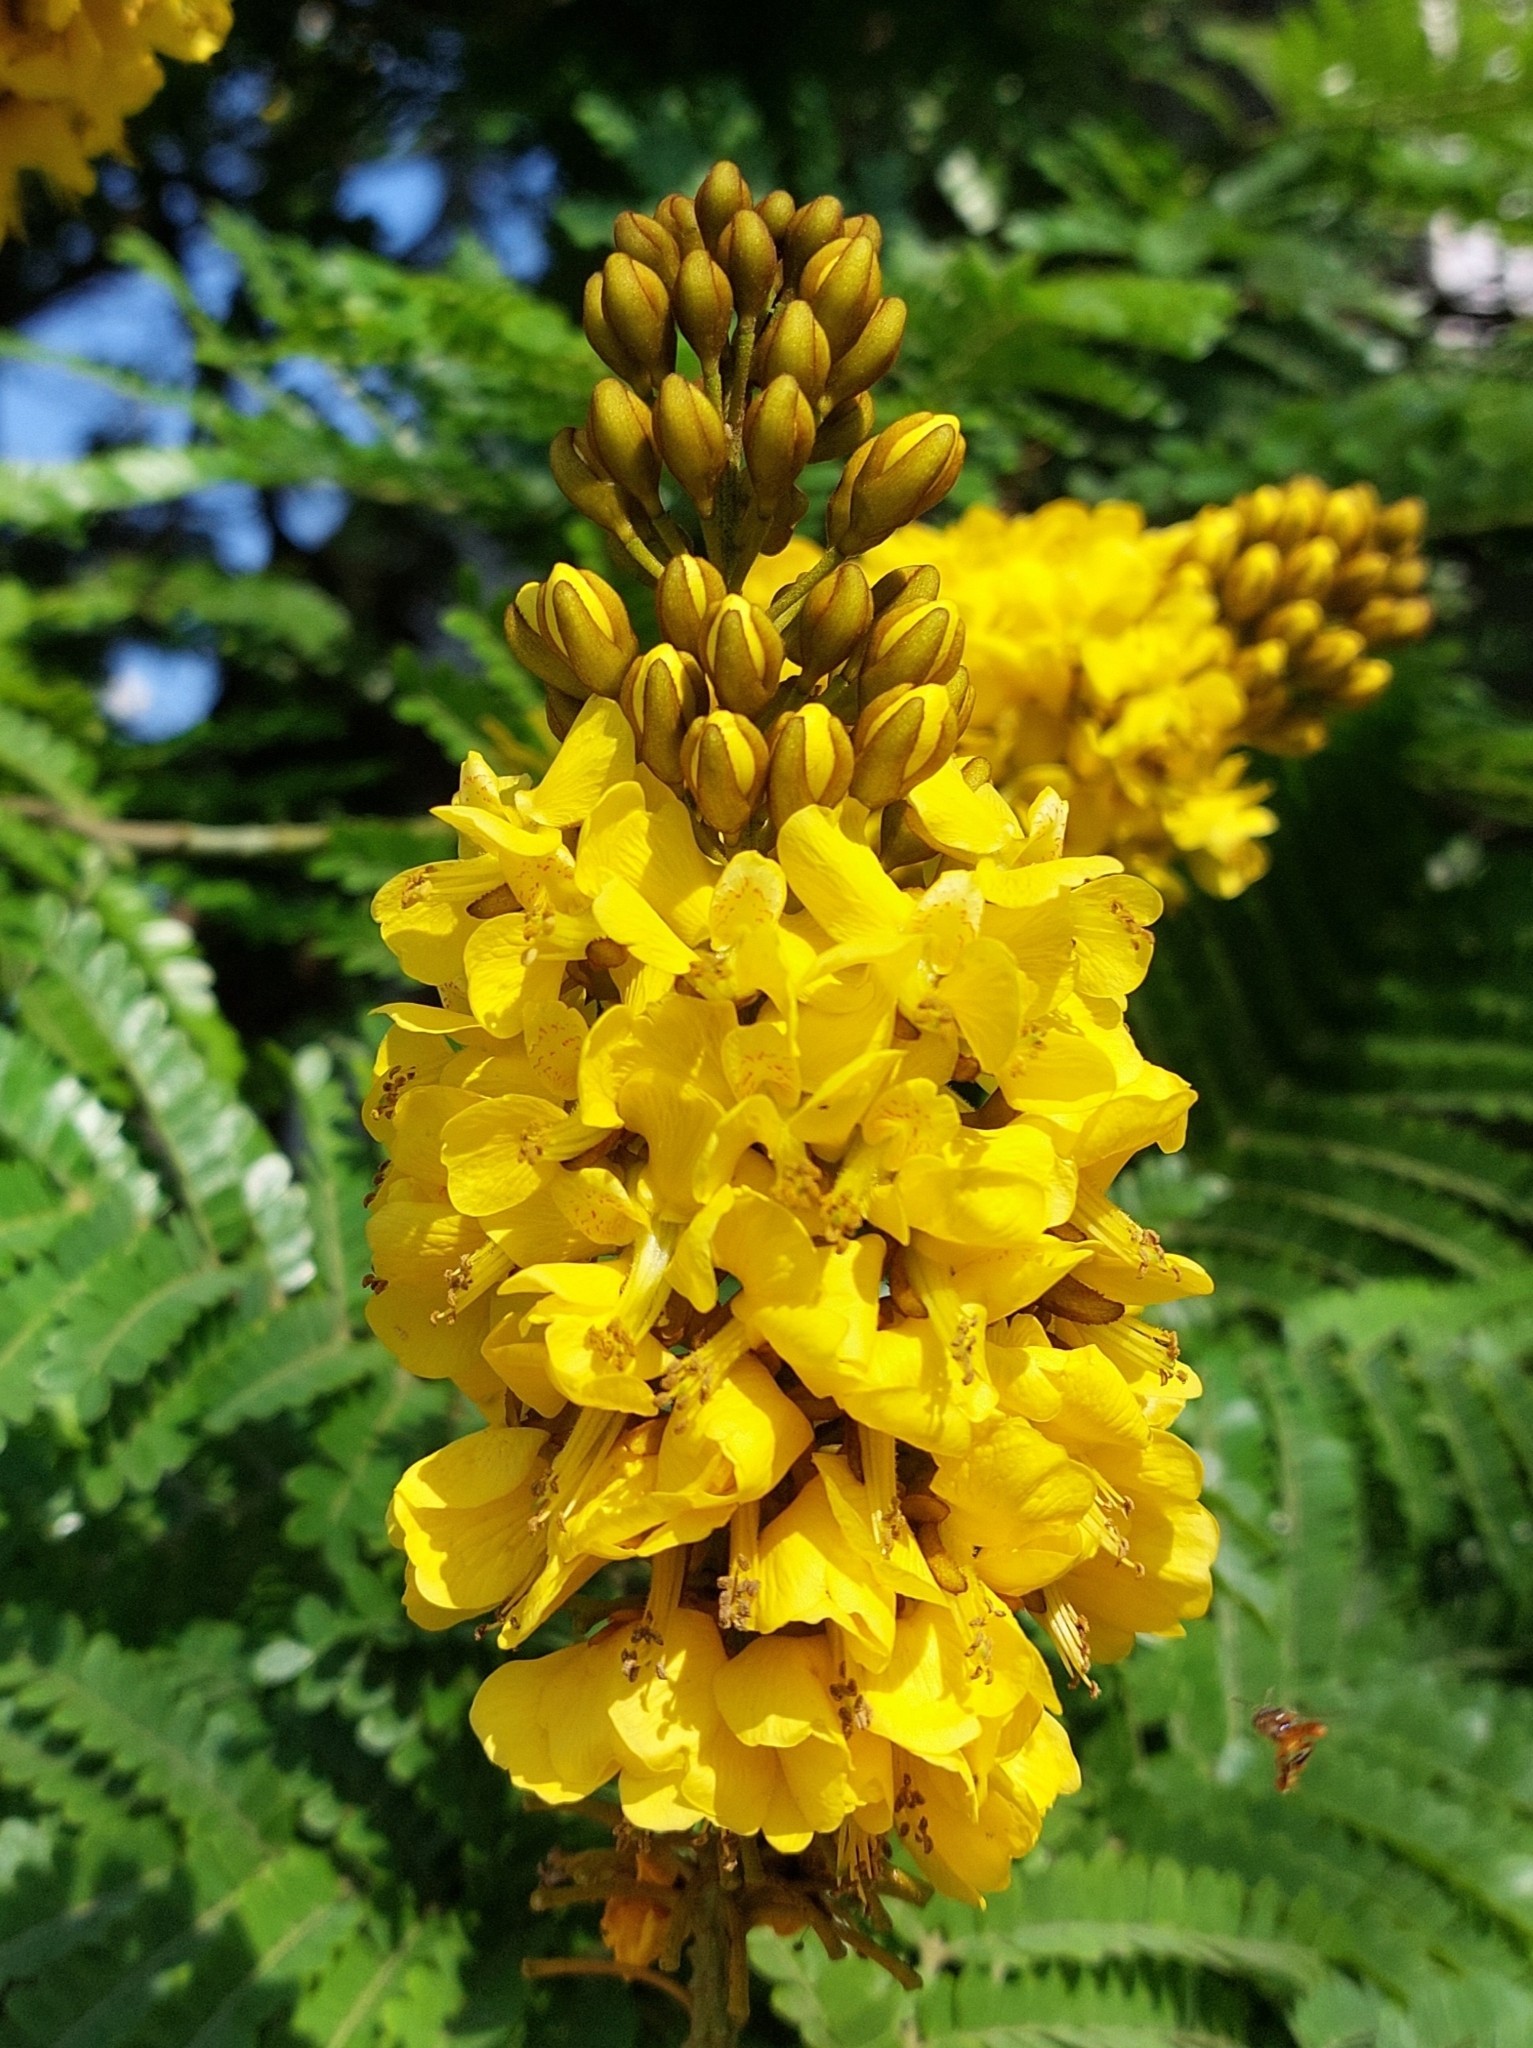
[1220, 542, 1282, 623]
[872, 564, 942, 614]
[655, 192, 704, 255]
[595, 254, 675, 394]
[1260, 598, 1324, 651]
[850, 683, 958, 806]
[505, 581, 581, 696]
[1279, 534, 1339, 601]
[1386, 555, 1429, 595]
[1298, 625, 1367, 680]
[824, 297, 908, 406]
[944, 664, 974, 733]
[675, 248, 734, 366]
[767, 703, 855, 826]
[791, 561, 873, 684]
[1355, 594, 1432, 643]
[717, 207, 779, 321]
[960, 754, 993, 790]
[654, 374, 728, 517]
[1235, 484, 1286, 543]
[537, 565, 638, 698]
[582, 272, 646, 389]
[743, 375, 816, 510]
[759, 486, 810, 560]
[1334, 657, 1394, 708]
[756, 189, 796, 239]
[782, 194, 844, 286]
[682, 710, 769, 835]
[544, 683, 583, 740]
[856, 597, 966, 706]
[621, 643, 707, 784]
[702, 595, 785, 716]
[1321, 484, 1378, 552]
[655, 553, 725, 657]
[827, 412, 966, 555]
[1234, 640, 1289, 688]
[1376, 496, 1427, 550]
[841, 212, 884, 253]
[1180, 505, 1243, 578]
[549, 427, 645, 540]
[695, 159, 753, 250]
[1272, 475, 1329, 550]
[754, 299, 831, 404]
[810, 392, 875, 464]
[1328, 549, 1391, 611]
[800, 234, 882, 356]
[613, 210, 680, 288]
[586, 379, 663, 514]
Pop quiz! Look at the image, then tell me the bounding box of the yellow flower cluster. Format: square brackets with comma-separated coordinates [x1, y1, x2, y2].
[363, 162, 1217, 1986]
[754, 479, 1429, 902]
[368, 709, 1216, 1908]
[0, 0, 230, 238]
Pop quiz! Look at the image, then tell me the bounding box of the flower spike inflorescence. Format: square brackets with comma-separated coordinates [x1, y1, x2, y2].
[366, 163, 1218, 2036]
[754, 480, 1431, 904]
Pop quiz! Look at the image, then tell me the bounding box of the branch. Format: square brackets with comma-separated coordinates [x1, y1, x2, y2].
[0, 796, 425, 858]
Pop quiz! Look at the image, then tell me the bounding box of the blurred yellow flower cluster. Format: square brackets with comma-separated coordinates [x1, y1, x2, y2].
[755, 479, 1430, 902]
[364, 161, 1218, 1994]
[0, 0, 230, 238]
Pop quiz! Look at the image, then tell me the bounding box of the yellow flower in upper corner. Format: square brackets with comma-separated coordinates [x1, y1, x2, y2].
[0, 0, 232, 238]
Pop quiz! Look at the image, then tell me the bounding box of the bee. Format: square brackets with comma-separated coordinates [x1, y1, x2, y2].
[1252, 1705, 1328, 1793]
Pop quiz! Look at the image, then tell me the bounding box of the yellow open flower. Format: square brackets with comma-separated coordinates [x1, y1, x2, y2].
[0, 0, 232, 237]
[368, 694, 1215, 1907]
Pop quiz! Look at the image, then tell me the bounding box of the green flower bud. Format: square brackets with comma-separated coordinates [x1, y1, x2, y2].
[790, 560, 873, 685]
[850, 683, 958, 807]
[1278, 534, 1339, 602]
[655, 192, 705, 256]
[756, 189, 796, 239]
[613, 209, 680, 288]
[782, 194, 845, 287]
[620, 643, 708, 784]
[824, 296, 908, 405]
[766, 703, 855, 828]
[682, 709, 769, 836]
[536, 565, 638, 699]
[655, 553, 726, 657]
[872, 563, 942, 614]
[695, 159, 753, 250]
[702, 595, 785, 716]
[743, 375, 816, 512]
[754, 299, 831, 405]
[810, 392, 874, 465]
[505, 581, 581, 697]
[800, 233, 882, 356]
[717, 207, 779, 322]
[856, 597, 966, 707]
[585, 379, 663, 515]
[549, 427, 644, 540]
[826, 412, 966, 556]
[596, 253, 675, 394]
[654, 374, 728, 518]
[675, 248, 734, 367]
[1220, 543, 1282, 624]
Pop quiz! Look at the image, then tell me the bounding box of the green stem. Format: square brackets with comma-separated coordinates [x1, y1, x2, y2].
[684, 1842, 747, 2048]
[767, 545, 843, 628]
